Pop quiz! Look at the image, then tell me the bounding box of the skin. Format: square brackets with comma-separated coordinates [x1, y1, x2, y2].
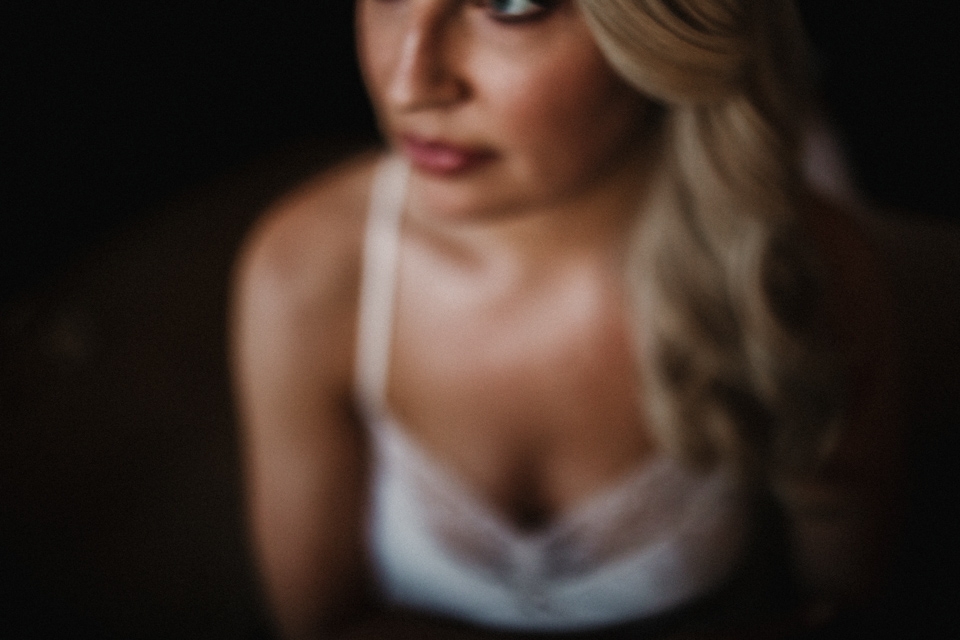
[355, 0, 659, 527]
[230, 1, 903, 638]
[358, 0, 653, 221]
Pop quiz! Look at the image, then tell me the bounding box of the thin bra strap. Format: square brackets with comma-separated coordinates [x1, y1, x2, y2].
[354, 155, 410, 415]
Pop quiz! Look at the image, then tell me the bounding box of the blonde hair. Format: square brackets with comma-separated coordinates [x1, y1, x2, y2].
[577, 0, 844, 477]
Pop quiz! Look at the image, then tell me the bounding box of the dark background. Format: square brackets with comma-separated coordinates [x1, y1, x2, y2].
[4, 1, 376, 304]
[3, 2, 957, 303]
[1, 2, 957, 638]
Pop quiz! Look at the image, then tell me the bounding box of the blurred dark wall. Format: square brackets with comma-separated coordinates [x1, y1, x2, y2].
[799, 1, 957, 219]
[4, 1, 377, 304]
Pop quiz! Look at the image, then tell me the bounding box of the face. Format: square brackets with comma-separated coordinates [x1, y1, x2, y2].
[356, 0, 652, 219]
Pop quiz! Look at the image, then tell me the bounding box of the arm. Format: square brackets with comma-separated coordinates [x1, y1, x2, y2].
[774, 200, 905, 615]
[229, 159, 520, 640]
[230, 183, 372, 638]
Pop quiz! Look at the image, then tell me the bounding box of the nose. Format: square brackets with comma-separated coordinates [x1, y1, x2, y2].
[386, 3, 467, 111]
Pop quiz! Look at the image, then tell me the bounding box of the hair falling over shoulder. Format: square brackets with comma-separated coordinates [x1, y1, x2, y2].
[577, 0, 844, 480]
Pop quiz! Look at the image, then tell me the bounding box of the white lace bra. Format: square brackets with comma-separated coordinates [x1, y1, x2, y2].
[353, 156, 752, 632]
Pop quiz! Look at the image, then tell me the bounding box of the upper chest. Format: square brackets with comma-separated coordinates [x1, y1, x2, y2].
[383, 238, 655, 525]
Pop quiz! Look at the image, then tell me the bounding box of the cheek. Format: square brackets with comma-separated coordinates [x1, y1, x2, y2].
[355, 4, 394, 114]
[485, 51, 645, 182]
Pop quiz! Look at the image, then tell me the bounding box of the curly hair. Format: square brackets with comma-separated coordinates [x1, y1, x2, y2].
[577, 0, 845, 478]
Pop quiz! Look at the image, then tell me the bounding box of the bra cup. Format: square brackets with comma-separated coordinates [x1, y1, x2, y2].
[365, 409, 752, 631]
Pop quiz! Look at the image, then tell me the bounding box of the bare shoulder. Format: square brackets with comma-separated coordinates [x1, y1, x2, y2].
[229, 151, 388, 633]
[229, 148, 385, 417]
[804, 197, 889, 316]
[801, 195, 903, 472]
[230, 150, 384, 376]
[803, 196, 899, 406]
[233, 149, 383, 315]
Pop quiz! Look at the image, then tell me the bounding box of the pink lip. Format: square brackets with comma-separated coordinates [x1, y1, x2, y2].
[400, 135, 495, 176]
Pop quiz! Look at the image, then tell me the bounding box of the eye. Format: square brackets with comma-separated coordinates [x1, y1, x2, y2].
[482, 0, 557, 23]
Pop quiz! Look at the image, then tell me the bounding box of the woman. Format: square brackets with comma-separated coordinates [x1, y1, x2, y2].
[230, 1, 903, 637]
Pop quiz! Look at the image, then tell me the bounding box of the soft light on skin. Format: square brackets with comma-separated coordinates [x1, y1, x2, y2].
[356, 0, 655, 224]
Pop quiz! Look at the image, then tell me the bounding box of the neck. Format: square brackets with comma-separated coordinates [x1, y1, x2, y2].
[403, 143, 660, 275]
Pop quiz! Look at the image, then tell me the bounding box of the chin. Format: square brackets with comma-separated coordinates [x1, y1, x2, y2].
[409, 179, 499, 221]
[406, 166, 521, 219]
